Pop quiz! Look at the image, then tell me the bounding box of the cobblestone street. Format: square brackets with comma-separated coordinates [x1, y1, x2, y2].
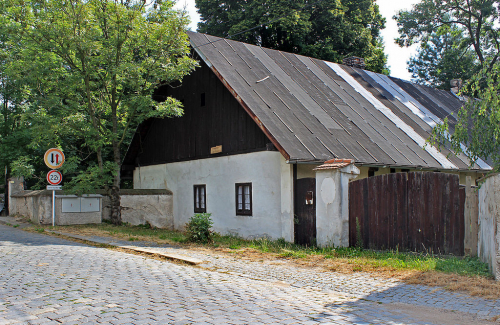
[1, 224, 499, 324]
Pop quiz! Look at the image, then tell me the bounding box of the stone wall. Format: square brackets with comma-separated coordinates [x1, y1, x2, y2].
[478, 173, 500, 279]
[9, 190, 50, 224]
[9, 183, 173, 228]
[102, 190, 174, 229]
[10, 190, 100, 225]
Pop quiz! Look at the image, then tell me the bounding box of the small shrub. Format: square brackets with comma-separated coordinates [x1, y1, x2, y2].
[276, 237, 287, 246]
[185, 213, 213, 243]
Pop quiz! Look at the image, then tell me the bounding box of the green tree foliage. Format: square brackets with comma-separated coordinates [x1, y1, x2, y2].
[408, 27, 479, 89]
[398, 0, 500, 171]
[395, 0, 500, 68]
[430, 61, 500, 171]
[0, 27, 33, 182]
[195, 0, 388, 73]
[0, 0, 198, 223]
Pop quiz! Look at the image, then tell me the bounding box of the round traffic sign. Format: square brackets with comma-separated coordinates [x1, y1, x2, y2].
[44, 148, 65, 169]
[47, 170, 63, 185]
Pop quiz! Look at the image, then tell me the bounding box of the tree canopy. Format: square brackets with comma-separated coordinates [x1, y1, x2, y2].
[407, 26, 480, 89]
[397, 0, 500, 171]
[430, 61, 500, 170]
[0, 0, 198, 223]
[195, 0, 388, 73]
[395, 0, 500, 68]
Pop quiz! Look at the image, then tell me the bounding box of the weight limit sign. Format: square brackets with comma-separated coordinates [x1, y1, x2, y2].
[47, 170, 63, 185]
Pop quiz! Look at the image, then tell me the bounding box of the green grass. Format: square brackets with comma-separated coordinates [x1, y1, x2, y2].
[55, 223, 492, 278]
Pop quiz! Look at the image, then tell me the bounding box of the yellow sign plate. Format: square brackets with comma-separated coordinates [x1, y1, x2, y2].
[210, 145, 222, 154]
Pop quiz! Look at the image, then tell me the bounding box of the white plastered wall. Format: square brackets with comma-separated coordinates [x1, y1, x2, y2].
[478, 174, 500, 279]
[134, 151, 294, 242]
[315, 164, 360, 247]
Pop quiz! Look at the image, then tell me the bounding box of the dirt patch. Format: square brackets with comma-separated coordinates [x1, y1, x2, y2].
[402, 271, 500, 300]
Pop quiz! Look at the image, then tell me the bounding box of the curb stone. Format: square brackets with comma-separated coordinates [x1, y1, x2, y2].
[47, 230, 203, 265]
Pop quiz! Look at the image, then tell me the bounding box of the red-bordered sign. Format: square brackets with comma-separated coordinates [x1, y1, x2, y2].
[44, 148, 65, 169]
[47, 170, 63, 185]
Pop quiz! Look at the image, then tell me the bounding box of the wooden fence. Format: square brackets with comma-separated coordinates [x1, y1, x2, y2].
[349, 172, 465, 255]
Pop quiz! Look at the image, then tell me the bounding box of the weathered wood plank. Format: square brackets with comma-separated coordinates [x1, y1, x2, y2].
[349, 172, 464, 255]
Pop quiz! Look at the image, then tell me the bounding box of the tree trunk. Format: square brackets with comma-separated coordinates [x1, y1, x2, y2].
[109, 184, 121, 225]
[2, 166, 9, 217]
[109, 103, 122, 225]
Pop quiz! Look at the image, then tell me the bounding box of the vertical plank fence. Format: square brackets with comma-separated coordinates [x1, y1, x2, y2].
[349, 172, 465, 255]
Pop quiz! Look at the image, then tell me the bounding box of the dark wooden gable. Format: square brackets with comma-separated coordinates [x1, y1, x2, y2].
[124, 61, 272, 171]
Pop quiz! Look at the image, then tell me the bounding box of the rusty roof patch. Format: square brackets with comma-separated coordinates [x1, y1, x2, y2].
[313, 158, 354, 171]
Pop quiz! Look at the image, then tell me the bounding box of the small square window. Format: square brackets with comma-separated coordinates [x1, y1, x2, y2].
[235, 183, 252, 216]
[194, 185, 206, 213]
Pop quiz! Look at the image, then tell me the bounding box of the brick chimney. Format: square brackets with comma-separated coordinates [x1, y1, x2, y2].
[450, 79, 463, 94]
[343, 56, 365, 69]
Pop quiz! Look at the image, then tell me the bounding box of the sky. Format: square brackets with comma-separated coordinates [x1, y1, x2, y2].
[173, 0, 421, 81]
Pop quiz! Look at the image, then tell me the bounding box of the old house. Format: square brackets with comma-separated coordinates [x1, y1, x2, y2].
[122, 32, 490, 247]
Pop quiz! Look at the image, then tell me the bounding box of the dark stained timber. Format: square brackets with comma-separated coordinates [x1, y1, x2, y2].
[349, 172, 465, 255]
[132, 62, 271, 166]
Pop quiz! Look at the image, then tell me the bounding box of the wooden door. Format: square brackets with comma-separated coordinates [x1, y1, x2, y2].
[294, 178, 316, 246]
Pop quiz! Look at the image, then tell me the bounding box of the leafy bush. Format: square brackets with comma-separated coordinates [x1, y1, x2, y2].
[185, 213, 213, 243]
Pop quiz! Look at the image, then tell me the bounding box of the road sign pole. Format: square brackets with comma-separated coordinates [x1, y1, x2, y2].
[44, 148, 64, 227]
[52, 189, 55, 227]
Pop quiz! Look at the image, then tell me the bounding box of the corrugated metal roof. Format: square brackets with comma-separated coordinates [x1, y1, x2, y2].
[188, 32, 491, 171]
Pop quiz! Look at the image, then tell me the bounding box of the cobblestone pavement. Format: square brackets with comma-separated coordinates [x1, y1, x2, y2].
[1, 225, 499, 324]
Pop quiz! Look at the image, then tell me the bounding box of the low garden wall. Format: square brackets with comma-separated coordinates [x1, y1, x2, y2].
[8, 179, 173, 228]
[478, 173, 500, 279]
[10, 191, 102, 225]
[101, 189, 174, 229]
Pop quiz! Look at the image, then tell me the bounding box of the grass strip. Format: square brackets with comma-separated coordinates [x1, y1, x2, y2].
[44, 223, 491, 278]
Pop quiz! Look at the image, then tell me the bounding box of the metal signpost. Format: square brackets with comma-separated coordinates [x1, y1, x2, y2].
[44, 148, 65, 226]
